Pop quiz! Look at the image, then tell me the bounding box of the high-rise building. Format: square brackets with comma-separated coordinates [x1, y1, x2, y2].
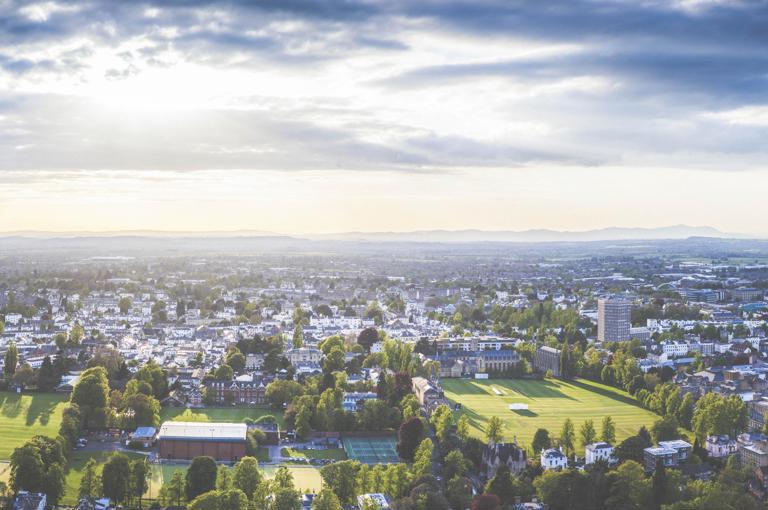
[598, 297, 631, 342]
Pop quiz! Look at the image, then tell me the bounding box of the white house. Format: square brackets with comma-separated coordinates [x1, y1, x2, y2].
[705, 435, 737, 458]
[540, 448, 568, 470]
[585, 442, 615, 464]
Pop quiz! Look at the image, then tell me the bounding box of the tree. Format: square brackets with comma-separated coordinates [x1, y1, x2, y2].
[232, 456, 261, 500]
[160, 471, 186, 507]
[397, 416, 423, 462]
[71, 366, 111, 429]
[443, 450, 469, 481]
[604, 460, 650, 510]
[651, 415, 680, 443]
[579, 419, 596, 448]
[320, 460, 360, 505]
[216, 465, 233, 492]
[532, 428, 552, 453]
[559, 418, 575, 456]
[601, 416, 616, 444]
[102, 453, 132, 504]
[312, 488, 343, 510]
[186, 456, 218, 500]
[273, 487, 301, 510]
[486, 416, 504, 444]
[226, 350, 246, 373]
[70, 323, 85, 346]
[692, 392, 748, 440]
[131, 459, 149, 508]
[36, 356, 60, 391]
[322, 346, 346, 373]
[413, 438, 434, 477]
[357, 327, 378, 352]
[533, 469, 590, 510]
[118, 297, 132, 314]
[176, 300, 186, 318]
[615, 435, 649, 464]
[484, 466, 519, 505]
[292, 323, 304, 349]
[214, 364, 234, 381]
[79, 458, 100, 500]
[265, 380, 304, 408]
[10, 444, 44, 493]
[13, 363, 35, 388]
[10, 436, 66, 503]
[432, 404, 454, 443]
[122, 393, 161, 429]
[4, 342, 17, 379]
[447, 476, 473, 510]
[456, 414, 470, 442]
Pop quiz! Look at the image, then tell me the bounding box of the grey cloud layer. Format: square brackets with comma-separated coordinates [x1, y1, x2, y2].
[0, 0, 766, 173]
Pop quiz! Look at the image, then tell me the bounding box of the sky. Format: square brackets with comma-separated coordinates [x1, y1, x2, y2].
[0, 0, 767, 235]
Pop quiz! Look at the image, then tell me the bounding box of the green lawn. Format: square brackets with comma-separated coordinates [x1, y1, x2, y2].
[61, 450, 151, 505]
[160, 407, 284, 427]
[60, 453, 321, 505]
[0, 392, 69, 459]
[442, 378, 659, 453]
[281, 447, 347, 461]
[145, 464, 322, 498]
[262, 465, 322, 493]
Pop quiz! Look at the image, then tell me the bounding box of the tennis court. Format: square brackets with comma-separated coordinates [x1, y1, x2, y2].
[342, 436, 400, 464]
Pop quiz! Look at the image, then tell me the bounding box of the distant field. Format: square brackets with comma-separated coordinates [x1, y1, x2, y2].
[442, 378, 659, 453]
[0, 392, 69, 459]
[160, 407, 284, 427]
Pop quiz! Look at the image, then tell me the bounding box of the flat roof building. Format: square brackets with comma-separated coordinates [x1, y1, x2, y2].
[158, 421, 247, 461]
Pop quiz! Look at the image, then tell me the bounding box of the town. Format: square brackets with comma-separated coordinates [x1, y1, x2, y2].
[0, 237, 767, 510]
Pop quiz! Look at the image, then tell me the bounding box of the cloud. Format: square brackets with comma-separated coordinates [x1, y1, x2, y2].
[0, 0, 766, 179]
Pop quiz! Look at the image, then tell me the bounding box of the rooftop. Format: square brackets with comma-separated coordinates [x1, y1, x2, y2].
[158, 421, 247, 442]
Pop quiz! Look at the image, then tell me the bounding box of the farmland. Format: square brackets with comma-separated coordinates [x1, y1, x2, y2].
[442, 378, 659, 452]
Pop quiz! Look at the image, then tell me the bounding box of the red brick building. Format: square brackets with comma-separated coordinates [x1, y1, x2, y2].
[205, 379, 268, 405]
[158, 421, 247, 461]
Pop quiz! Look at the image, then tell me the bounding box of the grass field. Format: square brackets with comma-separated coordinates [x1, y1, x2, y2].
[160, 407, 284, 427]
[442, 378, 659, 452]
[0, 392, 69, 459]
[61, 454, 320, 504]
[281, 447, 347, 461]
[61, 451, 151, 505]
[262, 465, 322, 493]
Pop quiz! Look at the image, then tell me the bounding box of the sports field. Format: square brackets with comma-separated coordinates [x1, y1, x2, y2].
[342, 437, 399, 464]
[61, 454, 321, 504]
[160, 407, 284, 427]
[442, 378, 659, 452]
[0, 392, 69, 459]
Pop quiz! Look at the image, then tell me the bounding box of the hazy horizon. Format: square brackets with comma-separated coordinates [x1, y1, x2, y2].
[1, 0, 766, 234]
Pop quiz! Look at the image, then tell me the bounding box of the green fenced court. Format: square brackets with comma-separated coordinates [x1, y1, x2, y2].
[342, 436, 399, 464]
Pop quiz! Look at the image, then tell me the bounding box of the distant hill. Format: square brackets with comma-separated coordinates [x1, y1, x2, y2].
[310, 225, 736, 243]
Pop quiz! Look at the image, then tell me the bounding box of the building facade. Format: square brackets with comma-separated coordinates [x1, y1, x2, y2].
[598, 297, 631, 342]
[533, 346, 561, 377]
[158, 421, 247, 461]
